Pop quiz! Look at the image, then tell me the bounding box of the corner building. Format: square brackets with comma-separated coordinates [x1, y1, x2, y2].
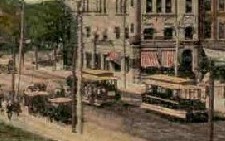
[65, 0, 200, 89]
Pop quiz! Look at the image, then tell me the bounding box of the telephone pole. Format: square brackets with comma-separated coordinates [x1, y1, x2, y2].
[16, 0, 25, 99]
[208, 0, 216, 141]
[122, 0, 127, 88]
[174, 0, 179, 76]
[71, 0, 83, 134]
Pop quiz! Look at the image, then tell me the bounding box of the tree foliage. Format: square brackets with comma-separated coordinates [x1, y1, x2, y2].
[25, 1, 73, 50]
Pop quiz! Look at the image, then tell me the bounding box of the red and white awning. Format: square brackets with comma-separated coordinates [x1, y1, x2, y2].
[161, 50, 175, 68]
[107, 52, 121, 61]
[141, 51, 160, 68]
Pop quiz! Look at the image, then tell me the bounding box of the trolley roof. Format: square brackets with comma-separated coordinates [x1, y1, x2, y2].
[144, 79, 200, 90]
[82, 69, 114, 76]
[144, 74, 192, 84]
[48, 97, 72, 104]
[24, 91, 49, 96]
[82, 74, 117, 81]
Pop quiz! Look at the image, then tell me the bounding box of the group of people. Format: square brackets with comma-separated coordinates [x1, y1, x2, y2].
[0, 91, 22, 120]
[83, 83, 108, 103]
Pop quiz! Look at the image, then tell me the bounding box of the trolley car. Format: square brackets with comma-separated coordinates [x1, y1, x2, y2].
[81, 69, 118, 106]
[140, 74, 208, 121]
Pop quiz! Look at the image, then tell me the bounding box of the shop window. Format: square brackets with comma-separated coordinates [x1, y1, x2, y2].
[146, 0, 152, 13]
[143, 28, 154, 40]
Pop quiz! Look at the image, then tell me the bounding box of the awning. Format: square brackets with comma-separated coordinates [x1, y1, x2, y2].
[161, 50, 175, 68]
[106, 51, 121, 65]
[141, 51, 160, 68]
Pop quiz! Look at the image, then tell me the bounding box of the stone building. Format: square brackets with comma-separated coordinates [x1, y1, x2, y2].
[65, 0, 201, 89]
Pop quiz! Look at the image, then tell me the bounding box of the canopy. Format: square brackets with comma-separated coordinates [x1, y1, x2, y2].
[144, 79, 200, 90]
[82, 74, 117, 81]
[48, 97, 72, 104]
[82, 69, 114, 77]
[203, 48, 225, 63]
[144, 74, 191, 84]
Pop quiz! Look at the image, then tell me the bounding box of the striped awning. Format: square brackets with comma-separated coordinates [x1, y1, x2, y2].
[106, 52, 121, 61]
[161, 50, 175, 68]
[141, 51, 160, 68]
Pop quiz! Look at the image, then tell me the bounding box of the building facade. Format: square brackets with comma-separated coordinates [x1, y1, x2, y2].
[65, 0, 202, 89]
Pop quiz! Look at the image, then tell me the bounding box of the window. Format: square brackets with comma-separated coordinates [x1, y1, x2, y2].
[219, 22, 225, 39]
[146, 0, 152, 13]
[185, 26, 193, 40]
[131, 0, 134, 7]
[116, 0, 126, 14]
[103, 55, 110, 70]
[156, 0, 162, 13]
[165, 0, 172, 13]
[130, 23, 135, 33]
[143, 28, 154, 40]
[82, 0, 89, 12]
[115, 27, 121, 39]
[205, 0, 211, 11]
[219, 0, 225, 11]
[102, 0, 107, 13]
[185, 0, 192, 13]
[86, 53, 92, 69]
[164, 27, 173, 40]
[85, 26, 91, 37]
[102, 29, 108, 40]
[204, 20, 211, 38]
[125, 57, 130, 73]
[125, 27, 129, 39]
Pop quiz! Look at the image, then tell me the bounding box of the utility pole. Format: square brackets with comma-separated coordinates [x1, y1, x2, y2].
[209, 0, 216, 141]
[174, 0, 179, 77]
[76, 1, 83, 134]
[209, 59, 215, 141]
[16, 0, 25, 99]
[122, 0, 127, 88]
[11, 37, 16, 97]
[71, 0, 83, 134]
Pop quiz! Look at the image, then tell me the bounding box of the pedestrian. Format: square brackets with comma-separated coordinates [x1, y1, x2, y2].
[6, 100, 13, 120]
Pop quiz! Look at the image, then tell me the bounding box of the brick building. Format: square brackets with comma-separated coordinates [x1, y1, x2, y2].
[64, 0, 203, 89]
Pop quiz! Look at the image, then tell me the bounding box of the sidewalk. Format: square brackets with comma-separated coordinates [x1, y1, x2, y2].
[0, 107, 144, 141]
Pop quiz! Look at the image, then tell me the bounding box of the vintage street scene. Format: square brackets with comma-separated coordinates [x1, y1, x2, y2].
[1, 0, 225, 141]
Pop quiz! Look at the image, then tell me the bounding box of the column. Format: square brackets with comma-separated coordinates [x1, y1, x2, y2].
[91, 42, 97, 69]
[100, 54, 104, 70]
[83, 52, 87, 69]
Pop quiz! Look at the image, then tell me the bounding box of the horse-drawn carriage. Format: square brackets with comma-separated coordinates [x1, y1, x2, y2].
[46, 97, 72, 123]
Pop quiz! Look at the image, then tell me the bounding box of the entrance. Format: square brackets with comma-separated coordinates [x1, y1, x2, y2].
[180, 49, 194, 77]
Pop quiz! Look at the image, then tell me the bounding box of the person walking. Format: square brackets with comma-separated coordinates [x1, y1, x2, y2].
[6, 100, 13, 120]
